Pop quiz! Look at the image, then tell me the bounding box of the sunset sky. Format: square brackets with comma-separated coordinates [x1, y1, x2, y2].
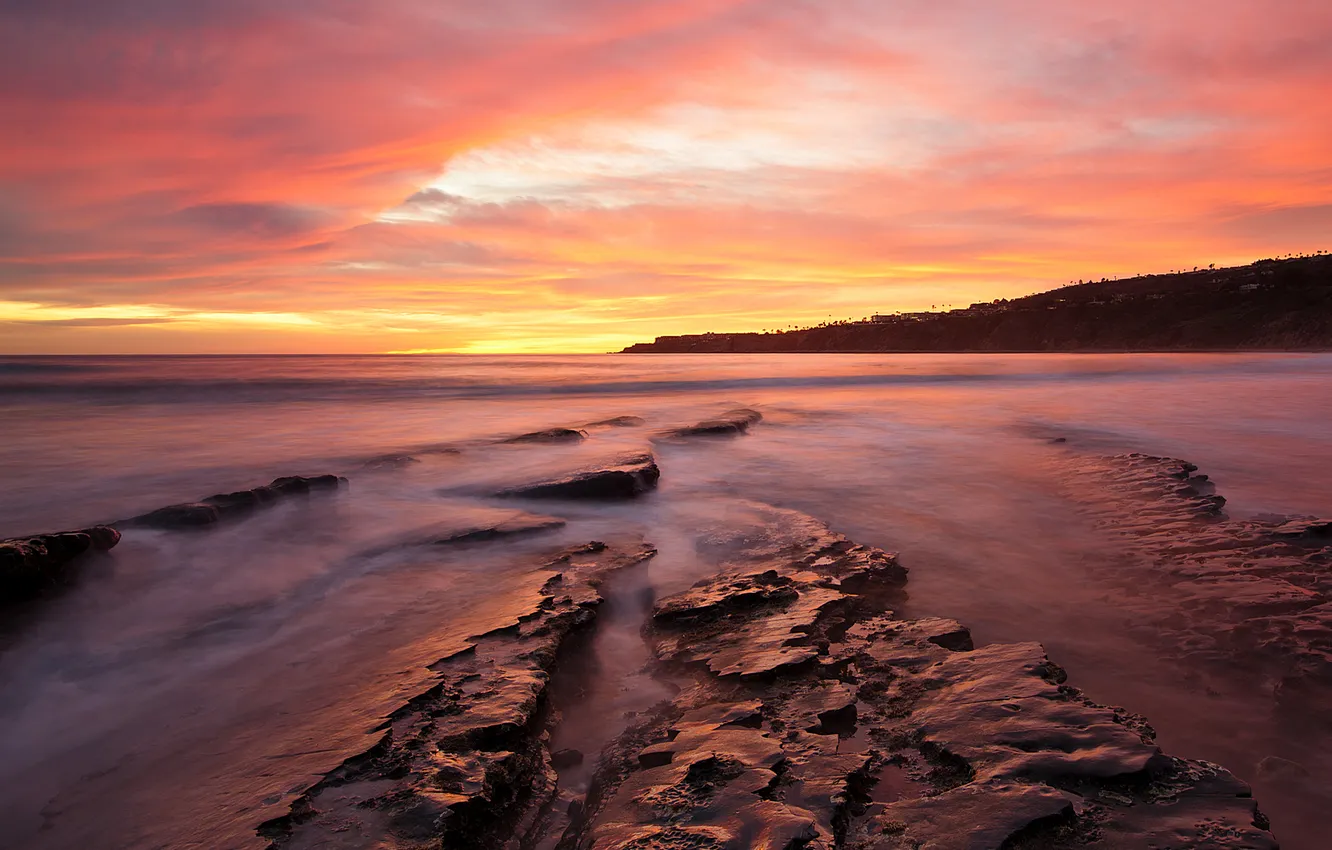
[2, 1, 1330, 353]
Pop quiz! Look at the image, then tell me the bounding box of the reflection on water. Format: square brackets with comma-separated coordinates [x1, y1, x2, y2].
[1, 353, 1330, 849]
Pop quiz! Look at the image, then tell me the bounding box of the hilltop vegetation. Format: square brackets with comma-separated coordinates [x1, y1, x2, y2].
[622, 254, 1332, 352]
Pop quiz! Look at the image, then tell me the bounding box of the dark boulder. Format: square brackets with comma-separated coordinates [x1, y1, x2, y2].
[661, 408, 762, 439]
[126, 475, 348, 529]
[501, 428, 587, 445]
[270, 474, 345, 495]
[202, 490, 268, 516]
[498, 454, 660, 501]
[1, 526, 121, 605]
[128, 503, 222, 529]
[584, 416, 646, 428]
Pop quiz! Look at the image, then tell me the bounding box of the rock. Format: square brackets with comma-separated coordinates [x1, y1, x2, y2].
[362, 454, 420, 470]
[578, 507, 1274, 850]
[501, 428, 588, 444]
[359, 514, 567, 557]
[259, 540, 658, 849]
[498, 454, 660, 501]
[871, 780, 1075, 849]
[660, 408, 763, 439]
[1054, 453, 1332, 695]
[1272, 518, 1332, 539]
[126, 502, 221, 529]
[0, 526, 121, 605]
[584, 416, 646, 428]
[202, 489, 269, 515]
[88, 526, 122, 549]
[270, 474, 344, 494]
[552, 748, 584, 770]
[125, 474, 347, 529]
[256, 503, 1278, 850]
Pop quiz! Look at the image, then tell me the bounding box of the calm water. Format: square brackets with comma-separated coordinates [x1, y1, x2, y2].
[1, 353, 1330, 848]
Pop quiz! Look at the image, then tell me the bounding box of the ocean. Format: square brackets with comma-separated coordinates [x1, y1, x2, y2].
[2, 352, 1330, 848]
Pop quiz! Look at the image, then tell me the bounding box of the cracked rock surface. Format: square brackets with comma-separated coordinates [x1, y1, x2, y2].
[258, 502, 1277, 850]
[1056, 452, 1332, 708]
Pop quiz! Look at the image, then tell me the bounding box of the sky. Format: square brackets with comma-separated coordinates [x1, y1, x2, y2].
[2, 1, 1330, 354]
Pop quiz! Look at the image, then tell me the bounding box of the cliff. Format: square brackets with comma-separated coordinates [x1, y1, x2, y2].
[622, 254, 1332, 353]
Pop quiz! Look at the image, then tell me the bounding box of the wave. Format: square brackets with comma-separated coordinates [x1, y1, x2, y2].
[0, 357, 1324, 406]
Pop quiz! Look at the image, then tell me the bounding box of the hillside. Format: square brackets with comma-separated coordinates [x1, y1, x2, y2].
[621, 255, 1332, 353]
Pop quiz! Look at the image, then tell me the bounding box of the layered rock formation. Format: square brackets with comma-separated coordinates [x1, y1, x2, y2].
[658, 409, 763, 439]
[257, 502, 1276, 849]
[259, 540, 658, 849]
[499, 454, 662, 501]
[1057, 452, 1332, 708]
[358, 512, 568, 557]
[502, 429, 590, 445]
[122, 474, 348, 530]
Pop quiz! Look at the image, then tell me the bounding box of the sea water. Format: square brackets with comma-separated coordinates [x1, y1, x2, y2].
[1, 353, 1330, 848]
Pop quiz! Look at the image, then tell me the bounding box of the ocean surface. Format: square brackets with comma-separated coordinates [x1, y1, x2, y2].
[2, 352, 1330, 849]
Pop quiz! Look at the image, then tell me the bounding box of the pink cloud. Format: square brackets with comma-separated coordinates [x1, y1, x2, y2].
[1, 0, 1330, 351]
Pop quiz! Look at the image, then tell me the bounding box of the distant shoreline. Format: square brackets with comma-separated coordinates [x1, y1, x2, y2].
[619, 347, 1332, 354]
[621, 254, 1332, 354]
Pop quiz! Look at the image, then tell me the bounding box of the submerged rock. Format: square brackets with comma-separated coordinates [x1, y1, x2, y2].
[0, 525, 121, 605]
[660, 408, 763, 439]
[501, 428, 588, 444]
[1055, 452, 1332, 702]
[584, 415, 646, 428]
[358, 513, 567, 556]
[361, 454, 421, 471]
[124, 474, 348, 530]
[498, 453, 661, 501]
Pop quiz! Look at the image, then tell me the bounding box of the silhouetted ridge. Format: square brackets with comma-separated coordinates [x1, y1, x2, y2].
[621, 254, 1332, 352]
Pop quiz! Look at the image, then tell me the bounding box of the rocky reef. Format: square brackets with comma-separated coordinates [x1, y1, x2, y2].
[259, 540, 658, 849]
[659, 408, 764, 439]
[0, 525, 121, 606]
[256, 500, 1276, 849]
[502, 429, 590, 445]
[1056, 452, 1332, 711]
[498, 454, 662, 501]
[122, 474, 348, 530]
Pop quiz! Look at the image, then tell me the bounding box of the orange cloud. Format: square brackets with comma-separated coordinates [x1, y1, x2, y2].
[1, 1, 1330, 352]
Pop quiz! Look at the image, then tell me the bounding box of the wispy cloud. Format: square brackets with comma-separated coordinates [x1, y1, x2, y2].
[2, 0, 1330, 351]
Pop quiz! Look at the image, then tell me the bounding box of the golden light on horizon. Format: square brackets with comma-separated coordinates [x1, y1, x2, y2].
[2, 2, 1330, 353]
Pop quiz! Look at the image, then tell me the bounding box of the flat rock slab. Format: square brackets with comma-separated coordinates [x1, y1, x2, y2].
[497, 453, 661, 501]
[583, 416, 646, 428]
[356, 512, 567, 557]
[872, 780, 1074, 850]
[259, 540, 657, 850]
[500, 428, 588, 444]
[575, 508, 1273, 850]
[1055, 452, 1332, 693]
[658, 408, 763, 439]
[124, 474, 348, 530]
[252, 502, 1276, 850]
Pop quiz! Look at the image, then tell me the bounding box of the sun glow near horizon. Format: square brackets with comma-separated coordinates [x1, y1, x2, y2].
[2, 1, 1330, 354]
